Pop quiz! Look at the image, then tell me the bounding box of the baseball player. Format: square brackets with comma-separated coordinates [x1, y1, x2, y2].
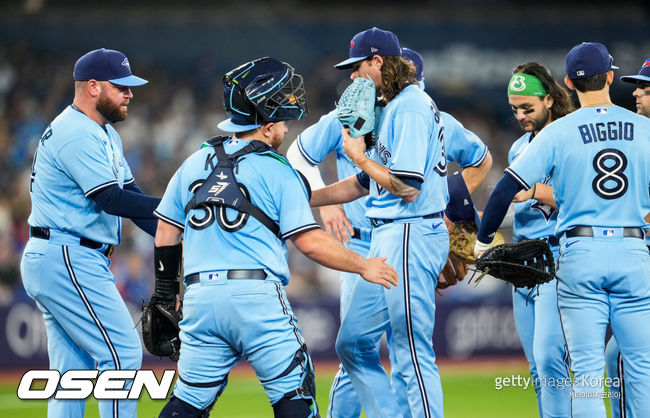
[504, 61, 577, 417]
[152, 57, 397, 418]
[604, 57, 650, 418]
[20, 48, 160, 417]
[475, 42, 650, 417]
[287, 46, 491, 418]
[309, 27, 449, 418]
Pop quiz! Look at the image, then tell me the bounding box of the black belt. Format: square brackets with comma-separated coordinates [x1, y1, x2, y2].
[351, 227, 372, 240]
[565, 226, 644, 239]
[544, 236, 560, 247]
[369, 212, 443, 228]
[185, 269, 267, 285]
[30, 226, 114, 257]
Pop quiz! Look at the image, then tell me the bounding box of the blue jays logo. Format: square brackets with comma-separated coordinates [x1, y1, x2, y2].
[121, 58, 130, 69]
[531, 177, 555, 222]
[531, 201, 555, 223]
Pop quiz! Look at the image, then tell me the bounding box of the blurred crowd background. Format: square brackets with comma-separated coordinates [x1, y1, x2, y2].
[0, 0, 648, 365]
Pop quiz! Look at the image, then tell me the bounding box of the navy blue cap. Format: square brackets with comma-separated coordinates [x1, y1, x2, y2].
[402, 47, 425, 89]
[334, 27, 402, 70]
[620, 59, 650, 84]
[402, 48, 423, 81]
[73, 48, 148, 86]
[565, 42, 618, 79]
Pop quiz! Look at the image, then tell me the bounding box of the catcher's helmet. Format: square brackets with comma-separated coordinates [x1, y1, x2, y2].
[219, 57, 307, 132]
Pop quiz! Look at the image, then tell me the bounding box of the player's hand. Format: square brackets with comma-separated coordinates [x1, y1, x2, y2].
[360, 256, 399, 289]
[513, 188, 534, 203]
[320, 205, 354, 243]
[474, 239, 491, 259]
[437, 253, 468, 290]
[342, 128, 367, 165]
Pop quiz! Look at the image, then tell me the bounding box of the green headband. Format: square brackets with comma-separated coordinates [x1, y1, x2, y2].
[507, 73, 547, 96]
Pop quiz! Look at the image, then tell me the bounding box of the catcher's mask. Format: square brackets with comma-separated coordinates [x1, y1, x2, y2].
[221, 57, 307, 129]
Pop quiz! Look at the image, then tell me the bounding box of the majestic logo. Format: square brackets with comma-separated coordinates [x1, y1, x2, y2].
[121, 58, 131, 69]
[509, 75, 526, 92]
[17, 369, 175, 400]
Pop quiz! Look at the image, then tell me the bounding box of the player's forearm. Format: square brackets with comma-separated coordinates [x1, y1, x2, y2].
[310, 176, 368, 207]
[461, 151, 492, 195]
[92, 184, 161, 219]
[292, 229, 366, 274]
[355, 157, 420, 202]
[154, 220, 183, 247]
[532, 183, 557, 209]
[477, 173, 523, 243]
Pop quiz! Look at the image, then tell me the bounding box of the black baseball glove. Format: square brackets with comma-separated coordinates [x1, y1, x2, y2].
[141, 243, 183, 361]
[141, 299, 182, 362]
[474, 239, 555, 289]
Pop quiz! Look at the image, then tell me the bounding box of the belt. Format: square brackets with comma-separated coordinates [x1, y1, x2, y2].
[544, 236, 560, 247]
[185, 269, 267, 285]
[30, 226, 114, 257]
[351, 227, 372, 242]
[565, 226, 644, 239]
[369, 212, 443, 228]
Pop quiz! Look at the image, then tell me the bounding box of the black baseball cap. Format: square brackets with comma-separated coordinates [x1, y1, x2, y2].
[334, 27, 402, 70]
[620, 59, 650, 84]
[565, 42, 618, 79]
[74, 48, 148, 86]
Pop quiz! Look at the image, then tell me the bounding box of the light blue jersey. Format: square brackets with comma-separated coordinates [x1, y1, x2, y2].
[297, 110, 371, 230]
[366, 85, 448, 219]
[507, 105, 650, 234]
[508, 132, 558, 241]
[28, 105, 133, 246]
[155, 137, 319, 285]
[442, 112, 488, 169]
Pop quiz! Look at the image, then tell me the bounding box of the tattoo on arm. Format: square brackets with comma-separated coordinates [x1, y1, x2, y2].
[389, 173, 420, 200]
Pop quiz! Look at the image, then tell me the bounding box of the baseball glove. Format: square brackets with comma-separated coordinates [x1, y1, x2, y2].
[336, 77, 377, 139]
[474, 239, 555, 289]
[449, 222, 505, 264]
[141, 299, 182, 361]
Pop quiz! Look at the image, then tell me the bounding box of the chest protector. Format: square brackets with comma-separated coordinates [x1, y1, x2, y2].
[184, 136, 281, 238]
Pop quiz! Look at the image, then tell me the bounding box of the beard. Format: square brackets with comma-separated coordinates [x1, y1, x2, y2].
[520, 106, 551, 132]
[96, 93, 127, 124]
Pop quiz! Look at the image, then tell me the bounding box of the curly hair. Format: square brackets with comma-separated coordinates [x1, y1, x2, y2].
[513, 62, 575, 120]
[380, 56, 418, 102]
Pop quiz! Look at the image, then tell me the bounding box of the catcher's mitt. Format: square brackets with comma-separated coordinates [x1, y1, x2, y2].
[141, 300, 182, 361]
[336, 77, 377, 139]
[474, 239, 555, 289]
[449, 222, 505, 264]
